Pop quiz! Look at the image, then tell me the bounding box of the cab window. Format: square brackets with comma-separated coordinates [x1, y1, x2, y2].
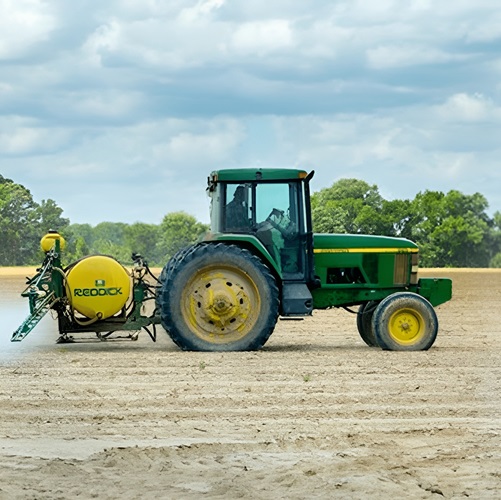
[224, 184, 252, 232]
[254, 183, 301, 274]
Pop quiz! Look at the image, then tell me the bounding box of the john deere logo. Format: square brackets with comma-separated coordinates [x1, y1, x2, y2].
[95, 279, 105, 287]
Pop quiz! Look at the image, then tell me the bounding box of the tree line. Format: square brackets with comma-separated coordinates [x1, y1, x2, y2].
[311, 179, 501, 268]
[0, 174, 208, 267]
[1, 174, 500, 268]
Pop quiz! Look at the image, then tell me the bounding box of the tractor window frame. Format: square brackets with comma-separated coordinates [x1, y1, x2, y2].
[219, 180, 308, 279]
[220, 180, 306, 235]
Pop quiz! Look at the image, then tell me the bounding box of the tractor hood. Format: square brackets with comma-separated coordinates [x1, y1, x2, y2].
[313, 233, 418, 254]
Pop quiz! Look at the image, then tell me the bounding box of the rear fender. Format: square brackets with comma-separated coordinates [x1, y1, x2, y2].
[202, 233, 282, 279]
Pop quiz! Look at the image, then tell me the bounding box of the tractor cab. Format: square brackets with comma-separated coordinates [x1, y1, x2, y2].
[207, 168, 316, 315]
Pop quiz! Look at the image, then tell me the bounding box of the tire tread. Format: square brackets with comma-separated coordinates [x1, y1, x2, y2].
[159, 243, 279, 351]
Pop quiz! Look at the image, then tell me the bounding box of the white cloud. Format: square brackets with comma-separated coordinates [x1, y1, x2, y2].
[436, 93, 498, 123]
[341, 0, 400, 23]
[152, 118, 245, 166]
[2, 0, 501, 224]
[115, 0, 185, 18]
[0, 116, 70, 155]
[0, 82, 13, 93]
[465, 16, 501, 43]
[366, 45, 466, 70]
[231, 20, 294, 56]
[267, 107, 501, 209]
[0, 0, 56, 60]
[179, 0, 225, 22]
[81, 14, 230, 70]
[299, 21, 353, 59]
[82, 20, 122, 66]
[68, 90, 145, 119]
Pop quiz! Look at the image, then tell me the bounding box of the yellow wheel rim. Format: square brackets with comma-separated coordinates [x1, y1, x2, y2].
[388, 308, 425, 345]
[180, 265, 261, 344]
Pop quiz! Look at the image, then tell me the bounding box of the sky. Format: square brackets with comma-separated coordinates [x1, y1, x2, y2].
[1, 0, 501, 226]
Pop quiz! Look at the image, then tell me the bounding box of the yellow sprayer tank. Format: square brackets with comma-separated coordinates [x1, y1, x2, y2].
[65, 255, 131, 320]
[40, 231, 66, 253]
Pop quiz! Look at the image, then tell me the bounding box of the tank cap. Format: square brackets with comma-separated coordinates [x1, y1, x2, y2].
[40, 231, 66, 253]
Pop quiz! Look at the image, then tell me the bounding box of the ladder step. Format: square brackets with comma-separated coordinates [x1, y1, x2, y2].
[11, 292, 55, 342]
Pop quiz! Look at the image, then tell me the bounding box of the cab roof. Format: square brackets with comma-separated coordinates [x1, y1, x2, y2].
[210, 168, 309, 182]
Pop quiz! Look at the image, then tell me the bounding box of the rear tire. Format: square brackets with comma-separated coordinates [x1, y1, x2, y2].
[372, 292, 438, 351]
[356, 301, 379, 347]
[155, 246, 192, 314]
[159, 243, 279, 351]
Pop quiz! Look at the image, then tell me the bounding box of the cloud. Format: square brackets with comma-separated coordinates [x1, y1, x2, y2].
[435, 93, 499, 123]
[366, 45, 467, 70]
[151, 117, 245, 166]
[1, 0, 501, 225]
[179, 0, 225, 22]
[67, 90, 146, 120]
[231, 20, 294, 56]
[0, 116, 71, 155]
[82, 19, 122, 66]
[0, 0, 56, 60]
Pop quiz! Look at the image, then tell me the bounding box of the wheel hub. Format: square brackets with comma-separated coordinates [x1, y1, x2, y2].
[388, 309, 423, 343]
[211, 293, 233, 314]
[181, 266, 260, 342]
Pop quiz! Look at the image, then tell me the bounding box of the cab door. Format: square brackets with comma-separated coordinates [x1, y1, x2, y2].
[253, 181, 308, 281]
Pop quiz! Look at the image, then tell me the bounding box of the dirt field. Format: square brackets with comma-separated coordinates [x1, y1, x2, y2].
[0, 269, 500, 499]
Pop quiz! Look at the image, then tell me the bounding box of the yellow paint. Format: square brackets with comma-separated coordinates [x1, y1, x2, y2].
[180, 265, 260, 344]
[40, 232, 66, 252]
[314, 247, 418, 254]
[65, 255, 130, 320]
[387, 308, 425, 344]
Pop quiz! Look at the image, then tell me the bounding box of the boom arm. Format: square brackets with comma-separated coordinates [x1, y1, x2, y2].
[11, 240, 65, 342]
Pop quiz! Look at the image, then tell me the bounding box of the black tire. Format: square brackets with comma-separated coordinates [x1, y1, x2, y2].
[372, 292, 438, 351]
[356, 301, 379, 347]
[159, 243, 279, 351]
[155, 246, 192, 313]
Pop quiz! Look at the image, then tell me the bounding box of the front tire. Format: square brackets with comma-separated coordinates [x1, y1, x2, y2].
[159, 243, 279, 351]
[356, 301, 379, 347]
[372, 292, 438, 351]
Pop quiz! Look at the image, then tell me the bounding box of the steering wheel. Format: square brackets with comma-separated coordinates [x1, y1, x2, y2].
[266, 208, 295, 239]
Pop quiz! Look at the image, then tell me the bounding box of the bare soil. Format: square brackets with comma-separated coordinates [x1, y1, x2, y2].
[0, 269, 500, 499]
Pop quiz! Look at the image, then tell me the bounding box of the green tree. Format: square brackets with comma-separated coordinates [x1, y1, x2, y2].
[157, 211, 208, 261]
[91, 222, 130, 263]
[311, 179, 384, 234]
[124, 222, 160, 265]
[93, 239, 131, 264]
[411, 190, 492, 267]
[311, 178, 413, 237]
[68, 223, 94, 247]
[93, 222, 127, 247]
[63, 222, 131, 265]
[311, 203, 347, 233]
[0, 177, 70, 265]
[380, 199, 415, 240]
[311, 178, 498, 267]
[62, 224, 93, 264]
[36, 199, 69, 232]
[490, 252, 501, 267]
[0, 176, 41, 265]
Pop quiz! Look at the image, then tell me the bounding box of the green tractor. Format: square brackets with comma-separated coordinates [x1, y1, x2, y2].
[13, 168, 451, 351]
[157, 168, 451, 351]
